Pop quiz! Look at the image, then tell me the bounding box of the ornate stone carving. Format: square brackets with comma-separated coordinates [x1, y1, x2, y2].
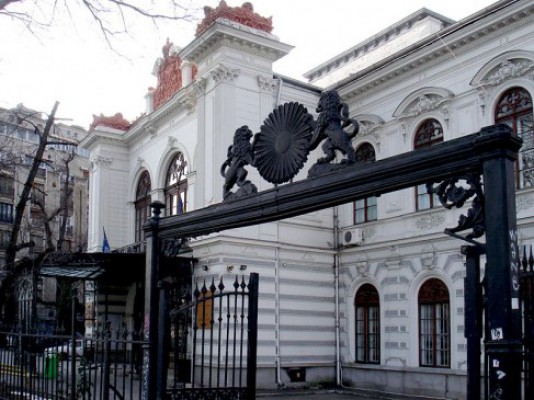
[421, 252, 437, 270]
[91, 156, 113, 168]
[257, 76, 277, 93]
[180, 78, 207, 114]
[196, 1, 273, 37]
[480, 59, 534, 87]
[90, 113, 130, 131]
[414, 213, 445, 230]
[153, 39, 183, 110]
[356, 261, 368, 276]
[397, 94, 452, 119]
[145, 124, 157, 139]
[210, 64, 240, 84]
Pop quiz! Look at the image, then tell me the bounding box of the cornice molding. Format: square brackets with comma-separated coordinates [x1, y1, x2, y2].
[180, 20, 292, 65]
[339, 3, 534, 101]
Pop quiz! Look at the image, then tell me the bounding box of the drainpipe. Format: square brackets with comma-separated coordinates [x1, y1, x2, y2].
[275, 75, 284, 106]
[275, 247, 284, 387]
[334, 206, 341, 386]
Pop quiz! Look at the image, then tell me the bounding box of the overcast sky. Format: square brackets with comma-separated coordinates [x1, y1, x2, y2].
[0, 0, 498, 128]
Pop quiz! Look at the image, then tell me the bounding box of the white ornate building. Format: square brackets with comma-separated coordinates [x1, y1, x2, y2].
[80, 1, 534, 397]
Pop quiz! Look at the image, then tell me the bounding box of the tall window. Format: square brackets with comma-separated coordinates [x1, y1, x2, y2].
[414, 119, 443, 210]
[135, 171, 151, 243]
[418, 278, 450, 367]
[495, 87, 533, 188]
[0, 202, 13, 223]
[355, 284, 380, 364]
[165, 152, 188, 216]
[354, 143, 377, 224]
[0, 175, 13, 198]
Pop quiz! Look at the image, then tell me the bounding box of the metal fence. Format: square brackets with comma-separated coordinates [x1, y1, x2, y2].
[520, 245, 534, 400]
[0, 323, 147, 400]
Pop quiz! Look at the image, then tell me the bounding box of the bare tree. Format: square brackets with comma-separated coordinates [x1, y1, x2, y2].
[0, 0, 196, 48]
[3, 102, 78, 269]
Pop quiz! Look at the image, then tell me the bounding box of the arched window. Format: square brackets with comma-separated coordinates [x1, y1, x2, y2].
[414, 119, 443, 210]
[165, 152, 188, 216]
[495, 87, 533, 188]
[355, 283, 380, 364]
[354, 143, 377, 224]
[134, 171, 151, 243]
[418, 278, 450, 367]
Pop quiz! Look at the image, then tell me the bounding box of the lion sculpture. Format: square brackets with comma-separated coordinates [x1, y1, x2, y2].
[308, 90, 359, 164]
[220, 125, 257, 199]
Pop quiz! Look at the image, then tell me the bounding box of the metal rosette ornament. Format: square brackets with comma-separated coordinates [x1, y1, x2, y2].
[253, 102, 314, 184]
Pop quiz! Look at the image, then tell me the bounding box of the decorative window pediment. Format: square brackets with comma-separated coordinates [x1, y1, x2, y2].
[355, 114, 385, 135]
[393, 88, 454, 120]
[354, 114, 384, 152]
[470, 51, 534, 89]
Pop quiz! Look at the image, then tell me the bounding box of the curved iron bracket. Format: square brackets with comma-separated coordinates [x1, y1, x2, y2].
[427, 173, 485, 245]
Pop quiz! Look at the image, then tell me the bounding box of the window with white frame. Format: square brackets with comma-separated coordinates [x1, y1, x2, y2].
[418, 278, 450, 367]
[135, 171, 151, 243]
[165, 152, 188, 216]
[353, 143, 377, 224]
[355, 283, 380, 364]
[414, 119, 443, 210]
[494, 87, 533, 188]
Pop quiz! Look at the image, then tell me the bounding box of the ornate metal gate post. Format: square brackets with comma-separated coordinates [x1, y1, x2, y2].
[143, 201, 165, 400]
[477, 125, 522, 400]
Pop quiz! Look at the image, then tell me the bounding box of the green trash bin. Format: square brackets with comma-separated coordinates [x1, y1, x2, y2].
[44, 353, 58, 379]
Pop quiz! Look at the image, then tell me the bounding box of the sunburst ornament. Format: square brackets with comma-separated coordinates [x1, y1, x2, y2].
[253, 102, 314, 184]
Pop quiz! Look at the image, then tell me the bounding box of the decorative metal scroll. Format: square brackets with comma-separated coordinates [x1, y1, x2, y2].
[161, 237, 191, 257]
[426, 173, 485, 241]
[220, 90, 360, 200]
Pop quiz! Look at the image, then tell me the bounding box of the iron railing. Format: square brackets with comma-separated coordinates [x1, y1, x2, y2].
[0, 323, 147, 400]
[520, 245, 534, 400]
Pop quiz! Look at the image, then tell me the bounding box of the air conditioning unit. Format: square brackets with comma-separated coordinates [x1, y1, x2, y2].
[341, 228, 364, 246]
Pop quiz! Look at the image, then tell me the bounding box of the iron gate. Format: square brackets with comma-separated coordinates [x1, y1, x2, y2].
[162, 273, 258, 400]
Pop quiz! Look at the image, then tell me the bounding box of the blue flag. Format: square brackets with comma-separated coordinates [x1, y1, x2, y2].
[102, 227, 111, 253]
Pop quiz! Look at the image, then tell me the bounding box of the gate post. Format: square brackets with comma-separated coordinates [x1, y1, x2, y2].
[157, 282, 170, 400]
[142, 201, 165, 400]
[477, 125, 522, 400]
[246, 273, 259, 400]
[462, 245, 484, 400]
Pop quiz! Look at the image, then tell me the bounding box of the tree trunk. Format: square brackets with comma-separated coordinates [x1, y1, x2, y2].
[4, 101, 59, 270]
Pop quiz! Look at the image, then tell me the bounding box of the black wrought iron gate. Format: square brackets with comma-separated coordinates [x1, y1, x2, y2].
[161, 273, 258, 400]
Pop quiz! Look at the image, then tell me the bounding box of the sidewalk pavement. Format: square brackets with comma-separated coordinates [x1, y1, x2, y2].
[256, 388, 414, 400]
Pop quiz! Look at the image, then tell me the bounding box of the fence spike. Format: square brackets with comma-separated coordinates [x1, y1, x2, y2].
[523, 246, 528, 272]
